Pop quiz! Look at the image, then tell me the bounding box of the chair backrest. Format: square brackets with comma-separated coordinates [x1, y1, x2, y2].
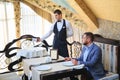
[68, 41, 82, 58]
[95, 42, 118, 73]
[94, 36, 120, 75]
[0, 35, 42, 72]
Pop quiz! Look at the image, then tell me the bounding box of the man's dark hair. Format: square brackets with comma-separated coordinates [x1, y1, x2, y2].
[54, 9, 62, 15]
[84, 32, 94, 42]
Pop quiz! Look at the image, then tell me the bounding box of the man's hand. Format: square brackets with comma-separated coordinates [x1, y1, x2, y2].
[71, 59, 78, 65]
[64, 57, 71, 61]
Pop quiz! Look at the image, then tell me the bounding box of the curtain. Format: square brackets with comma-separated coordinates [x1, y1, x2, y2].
[20, 3, 53, 44]
[0, 2, 16, 50]
[0, 2, 16, 71]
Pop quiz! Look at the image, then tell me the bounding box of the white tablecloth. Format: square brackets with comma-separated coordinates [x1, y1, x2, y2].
[31, 61, 84, 80]
[23, 56, 65, 77]
[16, 47, 47, 58]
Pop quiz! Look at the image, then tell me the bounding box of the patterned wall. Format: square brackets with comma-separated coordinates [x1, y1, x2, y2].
[94, 19, 120, 40]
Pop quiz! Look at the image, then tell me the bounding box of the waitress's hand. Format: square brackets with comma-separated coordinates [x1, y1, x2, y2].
[71, 59, 78, 65]
[64, 57, 71, 61]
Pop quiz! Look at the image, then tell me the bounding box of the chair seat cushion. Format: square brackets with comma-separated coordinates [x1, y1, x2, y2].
[99, 72, 119, 80]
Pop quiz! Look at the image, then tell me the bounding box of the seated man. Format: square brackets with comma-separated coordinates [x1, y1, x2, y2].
[65, 32, 106, 80]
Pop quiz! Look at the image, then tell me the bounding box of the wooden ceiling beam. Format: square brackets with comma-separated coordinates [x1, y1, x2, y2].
[67, 0, 98, 31]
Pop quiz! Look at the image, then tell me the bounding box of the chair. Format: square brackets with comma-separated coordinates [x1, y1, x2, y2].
[67, 41, 82, 58]
[99, 72, 119, 80]
[94, 36, 120, 80]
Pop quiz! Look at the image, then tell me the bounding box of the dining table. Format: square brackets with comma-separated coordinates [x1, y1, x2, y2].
[23, 56, 65, 79]
[16, 47, 47, 58]
[23, 56, 85, 80]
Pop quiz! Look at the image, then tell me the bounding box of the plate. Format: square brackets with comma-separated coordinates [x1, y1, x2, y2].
[62, 61, 74, 67]
[35, 65, 52, 71]
[73, 64, 84, 69]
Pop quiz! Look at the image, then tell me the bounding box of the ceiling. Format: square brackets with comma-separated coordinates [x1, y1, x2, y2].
[2, 0, 120, 22]
[52, 0, 120, 23]
[84, 0, 120, 22]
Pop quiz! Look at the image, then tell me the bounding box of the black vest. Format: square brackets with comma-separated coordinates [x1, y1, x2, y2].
[53, 19, 67, 41]
[53, 19, 69, 57]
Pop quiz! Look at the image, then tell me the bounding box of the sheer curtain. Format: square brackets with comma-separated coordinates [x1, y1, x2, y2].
[0, 2, 16, 50]
[0, 2, 16, 72]
[20, 3, 53, 44]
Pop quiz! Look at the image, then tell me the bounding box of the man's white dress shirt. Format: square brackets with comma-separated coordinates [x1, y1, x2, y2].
[40, 19, 73, 41]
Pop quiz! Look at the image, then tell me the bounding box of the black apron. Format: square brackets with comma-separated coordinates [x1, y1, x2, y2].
[53, 19, 69, 57]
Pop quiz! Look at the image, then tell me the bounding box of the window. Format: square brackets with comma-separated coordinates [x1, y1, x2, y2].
[0, 2, 16, 50]
[20, 3, 53, 44]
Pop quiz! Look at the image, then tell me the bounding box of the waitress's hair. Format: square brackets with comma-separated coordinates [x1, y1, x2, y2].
[54, 9, 62, 15]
